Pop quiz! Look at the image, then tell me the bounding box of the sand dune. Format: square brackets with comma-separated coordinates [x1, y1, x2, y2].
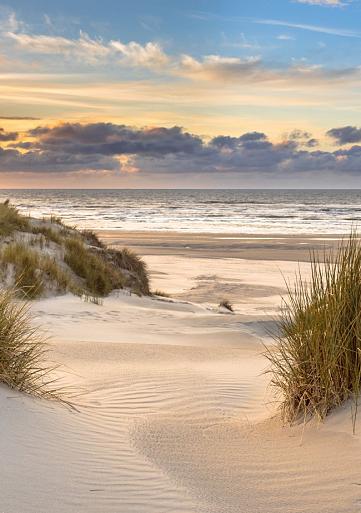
[1, 240, 361, 512]
[0, 290, 268, 513]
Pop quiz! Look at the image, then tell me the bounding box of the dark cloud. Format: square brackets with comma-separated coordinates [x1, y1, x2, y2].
[0, 127, 18, 141]
[210, 132, 267, 149]
[327, 126, 361, 145]
[0, 146, 118, 173]
[305, 138, 318, 147]
[1, 121, 361, 177]
[0, 116, 40, 120]
[288, 129, 312, 140]
[28, 123, 204, 157]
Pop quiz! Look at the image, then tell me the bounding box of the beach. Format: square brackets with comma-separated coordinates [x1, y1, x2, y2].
[2, 0, 361, 506]
[1, 230, 360, 512]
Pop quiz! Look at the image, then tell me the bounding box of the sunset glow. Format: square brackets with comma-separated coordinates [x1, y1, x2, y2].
[1, 0, 361, 187]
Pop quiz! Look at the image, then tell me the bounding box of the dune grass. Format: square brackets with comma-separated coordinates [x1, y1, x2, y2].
[1, 243, 74, 299]
[219, 299, 234, 312]
[0, 202, 150, 299]
[110, 247, 150, 295]
[81, 229, 105, 249]
[31, 225, 63, 245]
[0, 201, 29, 237]
[0, 287, 58, 398]
[64, 238, 124, 296]
[153, 289, 170, 298]
[266, 233, 361, 424]
[2, 243, 44, 298]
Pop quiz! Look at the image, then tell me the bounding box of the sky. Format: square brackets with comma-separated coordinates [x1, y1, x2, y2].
[1, 0, 361, 188]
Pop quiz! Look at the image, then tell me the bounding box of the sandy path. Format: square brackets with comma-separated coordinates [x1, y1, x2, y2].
[0, 293, 268, 513]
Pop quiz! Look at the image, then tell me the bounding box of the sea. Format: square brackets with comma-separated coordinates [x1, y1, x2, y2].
[1, 189, 361, 234]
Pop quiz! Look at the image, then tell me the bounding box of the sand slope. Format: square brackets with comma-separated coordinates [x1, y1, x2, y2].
[0, 290, 268, 513]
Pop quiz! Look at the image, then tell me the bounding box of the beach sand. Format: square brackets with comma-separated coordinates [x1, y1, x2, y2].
[1, 232, 361, 512]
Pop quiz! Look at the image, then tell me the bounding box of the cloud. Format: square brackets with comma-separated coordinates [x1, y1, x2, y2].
[6, 29, 168, 69]
[0, 121, 360, 178]
[27, 123, 204, 157]
[0, 127, 18, 141]
[0, 116, 40, 120]
[327, 126, 361, 144]
[1, 10, 360, 91]
[7, 31, 111, 64]
[109, 41, 168, 68]
[255, 18, 361, 37]
[295, 0, 345, 5]
[178, 54, 271, 82]
[277, 34, 295, 40]
[177, 53, 359, 84]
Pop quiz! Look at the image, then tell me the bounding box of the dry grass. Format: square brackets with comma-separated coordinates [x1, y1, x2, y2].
[64, 238, 124, 296]
[31, 226, 63, 245]
[2, 243, 44, 298]
[1, 243, 73, 299]
[0, 287, 58, 398]
[219, 299, 234, 312]
[0, 201, 29, 237]
[81, 230, 105, 249]
[266, 233, 361, 424]
[0, 203, 150, 299]
[153, 289, 170, 298]
[110, 247, 150, 295]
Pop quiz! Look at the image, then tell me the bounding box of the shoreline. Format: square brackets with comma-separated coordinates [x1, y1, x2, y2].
[98, 230, 347, 262]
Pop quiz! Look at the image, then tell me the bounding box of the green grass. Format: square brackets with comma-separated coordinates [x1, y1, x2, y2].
[0, 201, 29, 237]
[64, 238, 124, 296]
[0, 287, 58, 398]
[266, 233, 361, 424]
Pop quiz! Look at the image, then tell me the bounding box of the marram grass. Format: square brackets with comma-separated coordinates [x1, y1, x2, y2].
[266, 233, 361, 424]
[0, 287, 59, 398]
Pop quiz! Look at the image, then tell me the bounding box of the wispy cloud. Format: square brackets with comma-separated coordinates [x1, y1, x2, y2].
[6, 29, 169, 69]
[189, 11, 359, 38]
[277, 34, 295, 40]
[177, 53, 360, 85]
[295, 0, 346, 6]
[255, 18, 361, 37]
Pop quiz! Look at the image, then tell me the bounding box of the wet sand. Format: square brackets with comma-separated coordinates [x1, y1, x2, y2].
[98, 230, 346, 261]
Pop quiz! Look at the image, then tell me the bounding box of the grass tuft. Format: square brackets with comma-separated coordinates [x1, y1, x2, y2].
[81, 230, 105, 249]
[0, 287, 58, 398]
[0, 201, 29, 237]
[64, 238, 124, 296]
[153, 289, 170, 298]
[266, 233, 361, 424]
[110, 247, 150, 295]
[219, 299, 234, 312]
[31, 226, 62, 245]
[1, 243, 74, 299]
